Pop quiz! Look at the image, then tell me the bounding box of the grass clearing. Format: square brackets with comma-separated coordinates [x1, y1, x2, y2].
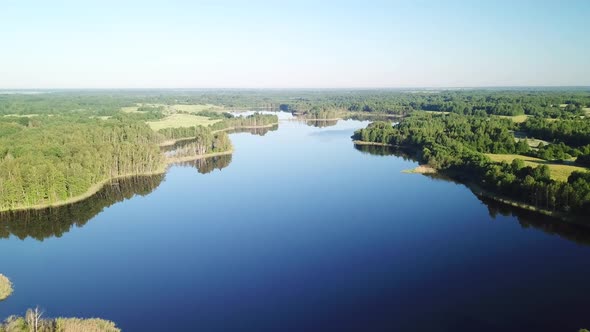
[584, 107, 590, 116]
[0, 274, 13, 301]
[2, 113, 39, 117]
[147, 114, 220, 131]
[171, 104, 224, 113]
[486, 153, 590, 182]
[498, 114, 529, 123]
[121, 106, 141, 113]
[423, 110, 450, 115]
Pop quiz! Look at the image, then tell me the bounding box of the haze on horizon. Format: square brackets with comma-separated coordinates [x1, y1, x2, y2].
[1, 0, 589, 89]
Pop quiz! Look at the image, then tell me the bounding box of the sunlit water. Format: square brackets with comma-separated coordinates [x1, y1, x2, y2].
[1, 116, 589, 331]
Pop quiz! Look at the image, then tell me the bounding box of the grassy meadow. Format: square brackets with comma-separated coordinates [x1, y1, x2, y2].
[485, 153, 589, 182]
[147, 114, 220, 131]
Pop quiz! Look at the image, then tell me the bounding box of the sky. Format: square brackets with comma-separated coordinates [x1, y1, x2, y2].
[0, 0, 589, 89]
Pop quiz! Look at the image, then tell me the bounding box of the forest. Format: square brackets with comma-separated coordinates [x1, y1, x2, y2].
[352, 113, 590, 218]
[1, 89, 589, 213]
[0, 94, 277, 211]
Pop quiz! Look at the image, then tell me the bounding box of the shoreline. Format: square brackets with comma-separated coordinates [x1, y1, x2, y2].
[0, 150, 234, 214]
[465, 182, 572, 222]
[1, 123, 277, 214]
[353, 140, 581, 224]
[353, 140, 394, 147]
[165, 150, 233, 164]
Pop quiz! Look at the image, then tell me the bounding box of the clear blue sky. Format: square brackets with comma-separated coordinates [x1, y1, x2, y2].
[1, 0, 588, 88]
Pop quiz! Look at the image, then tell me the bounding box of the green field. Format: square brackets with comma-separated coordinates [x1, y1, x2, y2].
[486, 153, 589, 182]
[146, 114, 220, 131]
[423, 110, 450, 115]
[498, 114, 529, 123]
[121, 105, 141, 113]
[171, 104, 224, 113]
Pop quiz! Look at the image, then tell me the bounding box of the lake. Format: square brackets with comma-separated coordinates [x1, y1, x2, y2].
[1, 115, 589, 331]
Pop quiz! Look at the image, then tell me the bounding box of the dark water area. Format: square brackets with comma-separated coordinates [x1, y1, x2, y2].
[1, 118, 589, 332]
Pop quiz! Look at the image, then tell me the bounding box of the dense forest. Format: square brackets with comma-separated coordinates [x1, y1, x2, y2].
[0, 92, 277, 211]
[3, 89, 588, 117]
[352, 113, 590, 217]
[0, 115, 163, 211]
[0, 175, 163, 241]
[165, 128, 232, 161]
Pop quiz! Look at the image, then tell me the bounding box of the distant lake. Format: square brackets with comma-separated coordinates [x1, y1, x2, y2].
[1, 116, 589, 332]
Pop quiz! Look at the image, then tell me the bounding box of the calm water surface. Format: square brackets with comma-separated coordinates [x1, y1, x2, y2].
[1, 116, 589, 331]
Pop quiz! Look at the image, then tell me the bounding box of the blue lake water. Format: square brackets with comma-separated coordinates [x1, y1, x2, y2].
[1, 117, 589, 331]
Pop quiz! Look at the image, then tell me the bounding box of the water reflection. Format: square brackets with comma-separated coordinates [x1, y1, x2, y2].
[304, 120, 339, 128]
[161, 126, 278, 156]
[480, 197, 590, 246]
[0, 175, 164, 241]
[353, 144, 398, 156]
[172, 154, 233, 174]
[353, 142, 590, 246]
[226, 124, 278, 136]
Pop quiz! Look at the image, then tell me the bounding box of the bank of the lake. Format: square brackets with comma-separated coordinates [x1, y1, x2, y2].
[0, 120, 280, 213]
[0, 151, 232, 214]
[354, 137, 583, 224]
[352, 140, 394, 147]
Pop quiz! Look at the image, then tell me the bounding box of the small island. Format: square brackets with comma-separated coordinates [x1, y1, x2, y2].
[0, 276, 121, 331]
[0, 274, 13, 301]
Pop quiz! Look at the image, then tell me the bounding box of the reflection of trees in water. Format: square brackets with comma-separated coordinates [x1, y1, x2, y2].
[226, 124, 278, 136]
[353, 144, 398, 157]
[480, 196, 590, 246]
[0, 175, 164, 241]
[172, 154, 233, 174]
[304, 120, 338, 128]
[353, 143, 590, 246]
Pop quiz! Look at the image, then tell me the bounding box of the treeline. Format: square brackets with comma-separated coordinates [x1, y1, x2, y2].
[278, 89, 590, 117]
[0, 115, 164, 211]
[354, 115, 529, 156]
[0, 93, 137, 117]
[0, 175, 163, 241]
[297, 109, 340, 120]
[209, 113, 278, 130]
[2, 89, 588, 118]
[523, 117, 590, 147]
[165, 127, 232, 160]
[352, 114, 590, 216]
